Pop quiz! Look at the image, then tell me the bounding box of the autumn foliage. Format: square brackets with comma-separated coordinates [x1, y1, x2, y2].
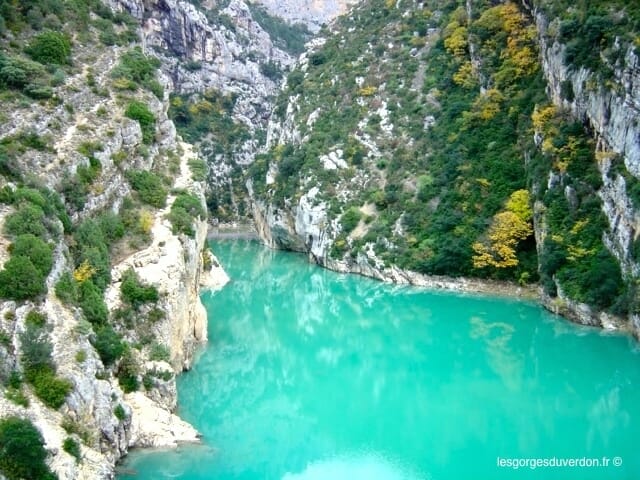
[473, 190, 533, 269]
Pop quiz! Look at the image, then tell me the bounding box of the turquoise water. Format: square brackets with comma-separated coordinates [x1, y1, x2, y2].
[118, 240, 640, 480]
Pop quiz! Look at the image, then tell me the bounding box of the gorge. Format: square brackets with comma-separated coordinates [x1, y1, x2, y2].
[1, 0, 640, 479]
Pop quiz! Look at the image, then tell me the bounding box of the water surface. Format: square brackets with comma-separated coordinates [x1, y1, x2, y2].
[119, 240, 640, 479]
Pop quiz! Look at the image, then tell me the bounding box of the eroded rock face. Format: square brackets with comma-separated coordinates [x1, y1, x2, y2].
[255, 0, 359, 32]
[532, 9, 640, 332]
[109, 0, 293, 125]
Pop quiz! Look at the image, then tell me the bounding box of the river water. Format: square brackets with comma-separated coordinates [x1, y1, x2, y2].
[118, 240, 640, 479]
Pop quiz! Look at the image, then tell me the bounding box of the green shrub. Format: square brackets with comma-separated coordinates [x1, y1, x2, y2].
[92, 325, 124, 367]
[25, 30, 71, 65]
[125, 170, 166, 207]
[4, 203, 47, 238]
[0, 255, 47, 300]
[9, 234, 53, 276]
[73, 219, 111, 290]
[340, 207, 362, 234]
[188, 158, 207, 181]
[167, 192, 204, 237]
[31, 368, 72, 409]
[75, 350, 86, 363]
[120, 269, 159, 308]
[117, 349, 139, 393]
[79, 280, 108, 325]
[148, 343, 170, 362]
[124, 101, 156, 144]
[111, 48, 160, 87]
[0, 53, 50, 98]
[5, 387, 29, 407]
[97, 213, 125, 243]
[0, 417, 57, 480]
[25, 310, 47, 328]
[55, 272, 80, 304]
[62, 437, 81, 462]
[114, 403, 126, 421]
[19, 323, 53, 379]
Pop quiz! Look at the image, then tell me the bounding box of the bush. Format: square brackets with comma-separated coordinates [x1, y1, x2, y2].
[149, 343, 170, 362]
[79, 280, 108, 325]
[19, 321, 72, 409]
[0, 255, 47, 300]
[125, 170, 166, 207]
[55, 272, 80, 304]
[92, 325, 124, 367]
[111, 48, 160, 87]
[25, 30, 71, 65]
[0, 417, 57, 480]
[19, 323, 53, 380]
[187, 158, 207, 181]
[0, 55, 32, 88]
[4, 203, 47, 238]
[168, 193, 204, 237]
[97, 213, 125, 243]
[25, 310, 47, 328]
[31, 368, 72, 409]
[114, 403, 126, 421]
[117, 349, 139, 393]
[124, 101, 156, 144]
[62, 437, 81, 462]
[120, 269, 159, 308]
[9, 234, 53, 276]
[340, 207, 362, 234]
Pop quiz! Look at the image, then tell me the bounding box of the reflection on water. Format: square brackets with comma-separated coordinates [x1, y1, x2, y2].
[119, 241, 640, 480]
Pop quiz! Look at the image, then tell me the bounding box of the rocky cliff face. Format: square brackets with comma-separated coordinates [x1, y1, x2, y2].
[107, 0, 298, 221]
[255, 0, 359, 32]
[107, 0, 292, 126]
[530, 6, 640, 333]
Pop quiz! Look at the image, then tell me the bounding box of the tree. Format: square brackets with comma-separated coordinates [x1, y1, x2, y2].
[473, 190, 533, 269]
[0, 417, 57, 480]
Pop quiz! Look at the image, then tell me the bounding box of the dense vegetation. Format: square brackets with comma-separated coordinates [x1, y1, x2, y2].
[0, 416, 57, 480]
[255, 0, 544, 282]
[250, 0, 638, 314]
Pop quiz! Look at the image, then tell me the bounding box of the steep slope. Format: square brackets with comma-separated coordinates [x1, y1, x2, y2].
[105, 0, 310, 222]
[248, 0, 640, 335]
[0, 2, 226, 478]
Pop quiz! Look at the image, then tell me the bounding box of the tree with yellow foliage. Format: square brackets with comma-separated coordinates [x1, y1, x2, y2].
[472, 190, 533, 269]
[73, 259, 97, 283]
[444, 23, 468, 58]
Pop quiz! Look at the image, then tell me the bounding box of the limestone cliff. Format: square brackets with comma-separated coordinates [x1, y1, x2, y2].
[0, 1, 229, 478]
[255, 0, 359, 32]
[530, 6, 640, 333]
